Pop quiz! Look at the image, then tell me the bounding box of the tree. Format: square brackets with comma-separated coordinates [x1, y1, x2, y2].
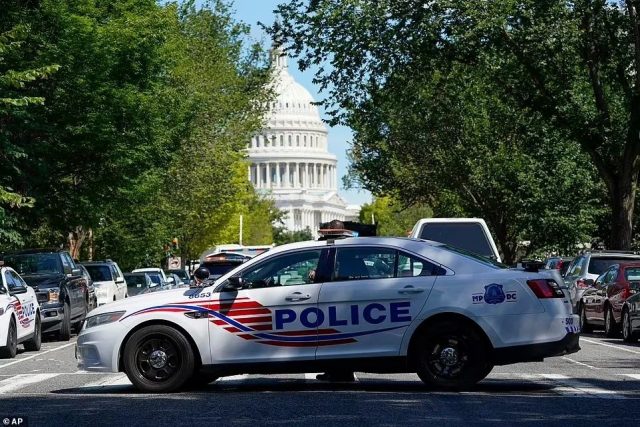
[359, 197, 432, 237]
[0, 24, 58, 246]
[271, 0, 624, 255]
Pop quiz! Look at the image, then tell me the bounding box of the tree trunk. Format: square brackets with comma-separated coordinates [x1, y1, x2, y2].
[609, 175, 637, 250]
[68, 226, 90, 260]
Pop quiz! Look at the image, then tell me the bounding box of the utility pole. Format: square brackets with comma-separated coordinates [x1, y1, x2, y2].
[239, 214, 243, 245]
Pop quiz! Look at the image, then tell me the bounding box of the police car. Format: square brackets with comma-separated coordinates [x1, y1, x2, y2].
[76, 237, 579, 392]
[1, 264, 41, 358]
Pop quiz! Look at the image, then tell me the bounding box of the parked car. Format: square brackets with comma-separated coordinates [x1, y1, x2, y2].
[76, 264, 97, 312]
[167, 273, 188, 288]
[580, 261, 640, 337]
[1, 249, 89, 340]
[166, 268, 191, 286]
[545, 256, 574, 276]
[0, 263, 41, 358]
[123, 273, 156, 297]
[77, 237, 578, 393]
[132, 268, 170, 288]
[200, 252, 251, 280]
[82, 260, 127, 306]
[408, 218, 502, 263]
[621, 284, 640, 342]
[565, 251, 640, 313]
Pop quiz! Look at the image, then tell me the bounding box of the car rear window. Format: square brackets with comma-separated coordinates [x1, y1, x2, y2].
[85, 265, 113, 281]
[624, 267, 640, 281]
[203, 262, 243, 278]
[419, 223, 495, 259]
[588, 257, 640, 275]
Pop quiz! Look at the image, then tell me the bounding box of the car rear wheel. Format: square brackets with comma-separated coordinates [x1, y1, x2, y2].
[123, 325, 195, 393]
[0, 318, 18, 359]
[580, 304, 593, 333]
[58, 301, 71, 341]
[622, 309, 637, 343]
[23, 313, 42, 351]
[415, 320, 492, 390]
[604, 306, 620, 338]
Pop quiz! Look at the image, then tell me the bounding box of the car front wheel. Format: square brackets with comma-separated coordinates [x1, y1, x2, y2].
[604, 306, 619, 338]
[580, 304, 593, 333]
[123, 325, 195, 393]
[622, 309, 637, 343]
[415, 320, 492, 390]
[0, 318, 18, 359]
[23, 313, 42, 351]
[58, 301, 71, 341]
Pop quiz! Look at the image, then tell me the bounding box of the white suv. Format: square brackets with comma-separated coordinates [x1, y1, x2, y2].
[82, 261, 127, 306]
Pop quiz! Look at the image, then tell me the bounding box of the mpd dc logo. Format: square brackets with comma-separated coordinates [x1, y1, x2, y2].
[472, 284, 517, 304]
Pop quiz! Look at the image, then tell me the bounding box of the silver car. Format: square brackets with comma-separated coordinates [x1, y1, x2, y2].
[564, 251, 640, 313]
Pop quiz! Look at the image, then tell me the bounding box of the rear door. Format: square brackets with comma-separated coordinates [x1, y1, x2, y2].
[316, 245, 438, 360]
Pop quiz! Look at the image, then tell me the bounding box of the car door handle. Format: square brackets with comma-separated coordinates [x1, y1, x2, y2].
[398, 286, 425, 294]
[285, 292, 311, 302]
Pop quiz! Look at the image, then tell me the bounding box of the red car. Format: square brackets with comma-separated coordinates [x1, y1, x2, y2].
[580, 261, 640, 337]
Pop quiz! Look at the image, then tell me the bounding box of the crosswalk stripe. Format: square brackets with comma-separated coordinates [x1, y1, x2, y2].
[0, 374, 59, 394]
[217, 374, 249, 382]
[81, 373, 131, 388]
[539, 374, 625, 399]
[622, 374, 640, 380]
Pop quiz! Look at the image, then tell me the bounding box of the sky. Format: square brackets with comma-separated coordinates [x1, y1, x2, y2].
[200, 0, 372, 206]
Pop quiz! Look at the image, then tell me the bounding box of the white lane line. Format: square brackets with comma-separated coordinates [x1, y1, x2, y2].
[540, 374, 625, 399]
[581, 338, 640, 355]
[0, 374, 59, 394]
[305, 373, 321, 381]
[561, 356, 600, 370]
[217, 374, 250, 382]
[0, 342, 76, 370]
[621, 374, 640, 380]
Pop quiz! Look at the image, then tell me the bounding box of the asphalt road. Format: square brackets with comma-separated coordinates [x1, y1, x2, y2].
[0, 331, 639, 427]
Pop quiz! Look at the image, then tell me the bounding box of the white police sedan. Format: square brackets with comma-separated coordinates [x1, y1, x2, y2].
[76, 237, 579, 392]
[1, 264, 41, 358]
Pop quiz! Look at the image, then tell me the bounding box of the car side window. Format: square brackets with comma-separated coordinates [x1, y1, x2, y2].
[334, 247, 396, 281]
[110, 265, 121, 281]
[605, 267, 618, 284]
[60, 254, 73, 275]
[9, 271, 27, 291]
[397, 251, 443, 277]
[241, 250, 323, 288]
[569, 257, 584, 276]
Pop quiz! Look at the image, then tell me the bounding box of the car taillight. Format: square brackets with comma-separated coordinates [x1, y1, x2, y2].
[527, 279, 565, 298]
[576, 279, 590, 289]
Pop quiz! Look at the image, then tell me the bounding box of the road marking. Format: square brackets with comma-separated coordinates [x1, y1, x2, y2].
[540, 374, 625, 399]
[0, 374, 59, 394]
[621, 374, 640, 380]
[82, 373, 131, 388]
[305, 373, 322, 381]
[561, 356, 600, 370]
[0, 342, 76, 369]
[581, 338, 640, 355]
[217, 374, 250, 382]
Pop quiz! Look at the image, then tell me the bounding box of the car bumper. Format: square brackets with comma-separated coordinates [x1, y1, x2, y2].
[40, 303, 65, 333]
[492, 332, 580, 365]
[76, 323, 125, 373]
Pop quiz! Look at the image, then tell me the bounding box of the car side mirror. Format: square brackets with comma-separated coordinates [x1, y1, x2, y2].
[71, 268, 82, 276]
[224, 277, 244, 290]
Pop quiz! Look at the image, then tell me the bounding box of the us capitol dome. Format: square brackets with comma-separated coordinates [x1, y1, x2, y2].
[246, 48, 360, 237]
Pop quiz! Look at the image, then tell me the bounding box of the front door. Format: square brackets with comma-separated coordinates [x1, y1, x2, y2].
[209, 248, 329, 364]
[316, 246, 437, 360]
[4, 270, 37, 340]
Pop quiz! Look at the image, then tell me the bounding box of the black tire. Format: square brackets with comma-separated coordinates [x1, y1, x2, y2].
[0, 318, 18, 359]
[622, 308, 637, 343]
[123, 325, 195, 393]
[72, 302, 87, 334]
[580, 304, 593, 333]
[23, 313, 42, 352]
[58, 301, 71, 341]
[604, 306, 619, 338]
[415, 320, 493, 390]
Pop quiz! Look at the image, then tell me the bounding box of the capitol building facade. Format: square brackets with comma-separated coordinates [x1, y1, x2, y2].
[247, 49, 359, 238]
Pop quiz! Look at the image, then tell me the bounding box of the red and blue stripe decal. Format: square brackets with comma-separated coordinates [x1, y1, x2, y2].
[121, 297, 406, 347]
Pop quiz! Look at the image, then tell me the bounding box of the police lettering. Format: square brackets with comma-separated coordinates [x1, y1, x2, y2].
[275, 302, 411, 330]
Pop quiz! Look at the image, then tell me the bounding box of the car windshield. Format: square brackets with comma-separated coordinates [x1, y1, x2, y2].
[168, 269, 189, 280]
[438, 244, 507, 269]
[85, 265, 113, 281]
[203, 262, 242, 278]
[588, 257, 640, 275]
[3, 253, 62, 275]
[147, 273, 163, 285]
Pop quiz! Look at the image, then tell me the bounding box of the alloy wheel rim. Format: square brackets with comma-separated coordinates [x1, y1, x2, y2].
[427, 336, 468, 379]
[135, 336, 180, 382]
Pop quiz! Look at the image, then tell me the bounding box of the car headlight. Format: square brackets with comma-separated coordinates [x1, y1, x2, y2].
[84, 311, 126, 329]
[48, 288, 60, 303]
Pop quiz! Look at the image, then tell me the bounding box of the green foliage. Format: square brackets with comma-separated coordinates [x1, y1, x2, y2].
[0, 0, 275, 267]
[359, 197, 432, 237]
[271, 0, 628, 260]
[273, 227, 313, 245]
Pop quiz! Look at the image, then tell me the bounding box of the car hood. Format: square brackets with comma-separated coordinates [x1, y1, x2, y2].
[21, 273, 65, 290]
[87, 286, 208, 317]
